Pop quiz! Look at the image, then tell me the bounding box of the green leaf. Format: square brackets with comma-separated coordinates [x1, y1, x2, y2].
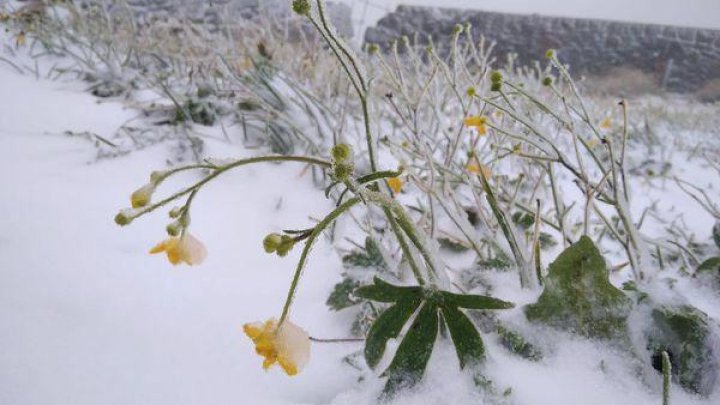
[697, 257, 720, 273]
[326, 277, 361, 311]
[441, 304, 485, 368]
[382, 302, 439, 396]
[438, 237, 470, 253]
[364, 296, 422, 369]
[525, 236, 632, 339]
[512, 211, 535, 229]
[496, 325, 542, 361]
[355, 277, 422, 303]
[477, 257, 512, 270]
[441, 291, 515, 310]
[342, 237, 388, 270]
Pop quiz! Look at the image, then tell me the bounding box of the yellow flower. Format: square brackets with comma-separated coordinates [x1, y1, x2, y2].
[599, 117, 612, 130]
[149, 233, 207, 265]
[387, 177, 403, 194]
[243, 318, 310, 376]
[463, 116, 488, 135]
[466, 161, 492, 178]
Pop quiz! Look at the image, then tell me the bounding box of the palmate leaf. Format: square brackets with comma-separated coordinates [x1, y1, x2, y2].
[357, 278, 515, 397]
[382, 302, 439, 396]
[441, 291, 515, 310]
[697, 257, 720, 273]
[326, 277, 361, 311]
[364, 295, 422, 369]
[355, 276, 422, 303]
[342, 237, 388, 270]
[441, 304, 485, 368]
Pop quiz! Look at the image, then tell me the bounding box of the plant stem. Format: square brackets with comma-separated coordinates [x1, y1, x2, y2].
[123, 155, 331, 223]
[279, 197, 361, 326]
[662, 351, 671, 405]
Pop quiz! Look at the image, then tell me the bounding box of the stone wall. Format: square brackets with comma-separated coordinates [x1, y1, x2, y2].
[365, 6, 720, 93]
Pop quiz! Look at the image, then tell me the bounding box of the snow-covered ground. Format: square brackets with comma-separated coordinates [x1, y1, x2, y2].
[1, 58, 719, 404]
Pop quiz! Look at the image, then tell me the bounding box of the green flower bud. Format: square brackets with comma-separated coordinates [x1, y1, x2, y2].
[490, 82, 502, 92]
[332, 162, 354, 181]
[263, 233, 283, 253]
[169, 206, 182, 218]
[276, 235, 295, 257]
[292, 0, 311, 15]
[367, 43, 379, 55]
[114, 211, 132, 226]
[166, 221, 181, 237]
[466, 86, 477, 97]
[130, 183, 155, 209]
[150, 170, 166, 184]
[490, 70, 503, 83]
[331, 143, 353, 163]
[542, 76, 553, 87]
[545, 49, 556, 59]
[452, 24, 464, 35]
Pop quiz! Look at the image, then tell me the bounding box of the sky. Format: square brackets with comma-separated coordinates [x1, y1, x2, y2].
[340, 0, 720, 31]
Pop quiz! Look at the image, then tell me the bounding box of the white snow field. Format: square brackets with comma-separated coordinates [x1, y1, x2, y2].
[1, 3, 720, 404]
[1, 60, 719, 405]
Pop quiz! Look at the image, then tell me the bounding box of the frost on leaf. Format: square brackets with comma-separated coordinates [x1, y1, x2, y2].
[646, 305, 718, 396]
[524, 236, 632, 339]
[342, 237, 387, 270]
[326, 277, 361, 311]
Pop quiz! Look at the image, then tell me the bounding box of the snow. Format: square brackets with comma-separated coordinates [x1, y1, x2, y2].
[0, 64, 357, 405]
[1, 24, 720, 405]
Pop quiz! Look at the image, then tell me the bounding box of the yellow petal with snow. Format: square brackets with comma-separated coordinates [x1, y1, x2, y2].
[149, 233, 206, 266]
[243, 318, 310, 376]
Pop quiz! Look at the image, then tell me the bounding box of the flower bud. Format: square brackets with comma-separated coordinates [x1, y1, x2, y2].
[166, 221, 181, 237]
[452, 24, 463, 35]
[490, 70, 503, 83]
[150, 170, 166, 184]
[263, 233, 283, 253]
[466, 86, 477, 97]
[332, 162, 354, 182]
[169, 206, 182, 218]
[490, 82, 502, 92]
[542, 76, 553, 87]
[367, 43, 380, 55]
[276, 235, 295, 257]
[330, 144, 353, 163]
[130, 184, 155, 208]
[292, 0, 311, 15]
[114, 211, 132, 226]
[545, 49, 556, 59]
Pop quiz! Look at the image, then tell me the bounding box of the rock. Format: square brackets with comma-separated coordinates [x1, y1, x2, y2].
[525, 236, 632, 339]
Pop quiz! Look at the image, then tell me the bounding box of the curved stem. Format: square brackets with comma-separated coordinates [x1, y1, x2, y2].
[278, 197, 362, 326]
[123, 155, 331, 223]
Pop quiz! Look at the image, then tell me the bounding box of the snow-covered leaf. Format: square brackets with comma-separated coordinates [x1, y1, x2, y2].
[364, 295, 422, 370]
[441, 304, 485, 368]
[382, 302, 439, 396]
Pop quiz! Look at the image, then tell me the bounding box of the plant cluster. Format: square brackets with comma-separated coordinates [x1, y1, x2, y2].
[3, 0, 719, 402]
